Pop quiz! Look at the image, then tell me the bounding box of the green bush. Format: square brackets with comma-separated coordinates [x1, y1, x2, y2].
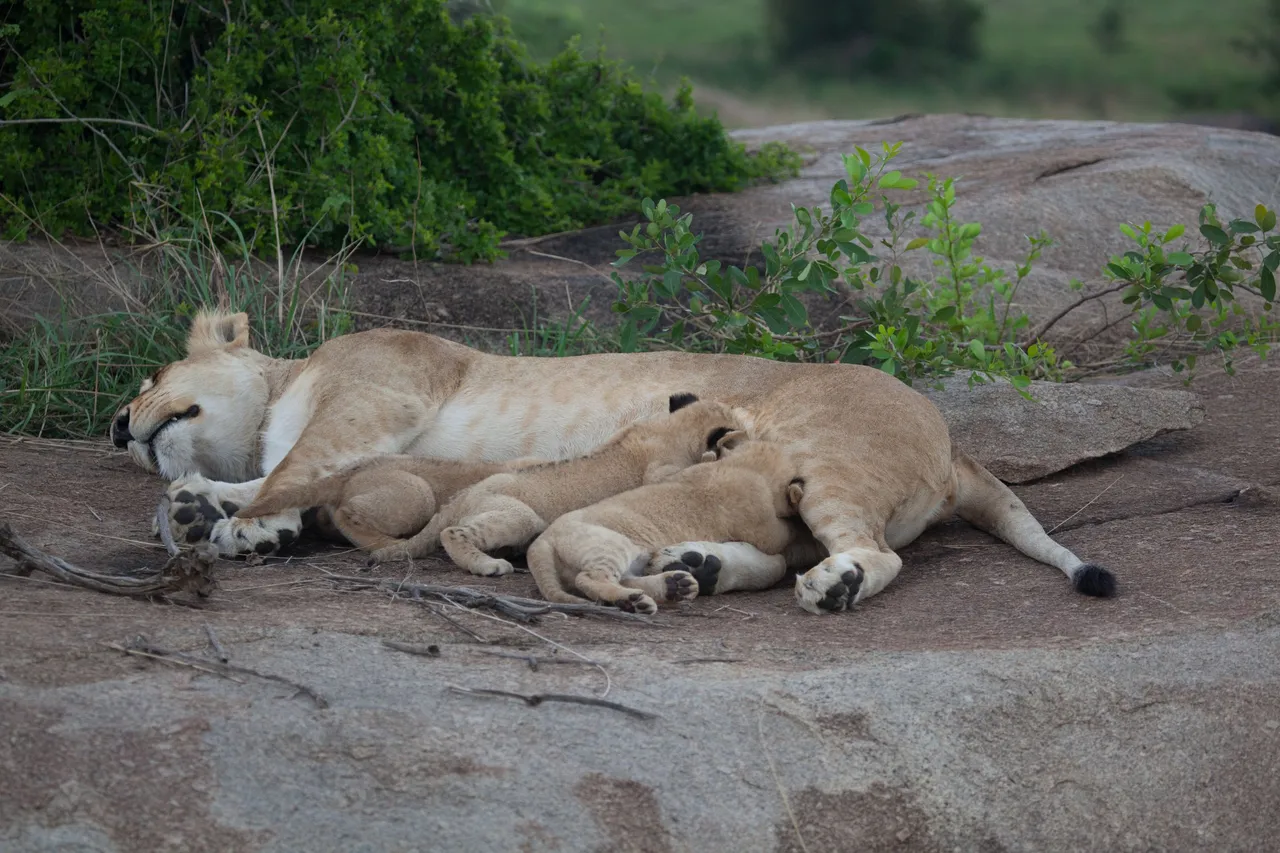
[0, 1, 798, 261]
[765, 0, 984, 77]
[610, 142, 1278, 387]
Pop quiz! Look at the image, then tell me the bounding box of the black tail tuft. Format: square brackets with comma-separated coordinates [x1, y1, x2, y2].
[1073, 564, 1117, 598]
[668, 392, 699, 412]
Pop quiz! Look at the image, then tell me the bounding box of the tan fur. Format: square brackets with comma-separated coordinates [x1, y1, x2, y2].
[369, 400, 744, 576]
[239, 455, 521, 551]
[526, 439, 804, 614]
[112, 311, 1115, 612]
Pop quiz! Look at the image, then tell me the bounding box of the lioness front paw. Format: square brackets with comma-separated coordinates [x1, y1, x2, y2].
[161, 474, 254, 546]
[795, 554, 864, 615]
[209, 511, 301, 558]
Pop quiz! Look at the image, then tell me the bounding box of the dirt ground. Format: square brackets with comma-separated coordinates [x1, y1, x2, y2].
[2, 359, 1278, 852]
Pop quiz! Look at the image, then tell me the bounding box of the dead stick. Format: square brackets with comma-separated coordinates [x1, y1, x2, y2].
[205, 623, 229, 663]
[0, 520, 171, 595]
[383, 640, 440, 657]
[446, 685, 656, 720]
[473, 648, 601, 666]
[671, 657, 746, 665]
[425, 602, 492, 643]
[110, 637, 328, 709]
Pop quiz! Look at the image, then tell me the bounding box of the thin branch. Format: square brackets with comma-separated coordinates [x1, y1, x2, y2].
[320, 572, 658, 624]
[382, 639, 440, 657]
[0, 117, 161, 133]
[108, 636, 327, 708]
[0, 517, 215, 600]
[1046, 475, 1126, 534]
[204, 623, 230, 663]
[446, 685, 656, 720]
[1028, 282, 1129, 342]
[470, 648, 603, 671]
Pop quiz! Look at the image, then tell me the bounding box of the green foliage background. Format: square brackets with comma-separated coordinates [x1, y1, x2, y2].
[0, 0, 797, 261]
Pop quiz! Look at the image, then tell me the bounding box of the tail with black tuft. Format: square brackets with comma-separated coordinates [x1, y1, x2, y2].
[1072, 564, 1117, 597]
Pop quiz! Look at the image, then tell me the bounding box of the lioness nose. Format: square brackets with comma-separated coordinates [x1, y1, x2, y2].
[111, 410, 133, 448]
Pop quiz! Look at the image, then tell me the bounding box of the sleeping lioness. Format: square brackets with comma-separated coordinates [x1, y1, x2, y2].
[367, 393, 743, 575]
[111, 311, 1116, 614]
[527, 436, 806, 614]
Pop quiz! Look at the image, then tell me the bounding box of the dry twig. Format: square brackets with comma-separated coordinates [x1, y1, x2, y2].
[320, 571, 658, 624]
[205, 623, 230, 663]
[446, 684, 656, 720]
[0, 513, 216, 603]
[108, 635, 328, 708]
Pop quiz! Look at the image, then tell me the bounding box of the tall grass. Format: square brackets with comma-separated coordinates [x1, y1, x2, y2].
[0, 211, 358, 439]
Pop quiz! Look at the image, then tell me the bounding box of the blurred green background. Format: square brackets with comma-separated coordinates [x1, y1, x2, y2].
[484, 0, 1276, 129]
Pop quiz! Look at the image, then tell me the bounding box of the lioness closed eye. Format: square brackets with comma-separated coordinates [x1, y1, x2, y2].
[113, 311, 1116, 614]
[369, 393, 742, 576]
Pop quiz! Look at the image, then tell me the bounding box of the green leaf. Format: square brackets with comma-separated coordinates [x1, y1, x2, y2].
[0, 91, 17, 109]
[905, 237, 929, 251]
[1167, 252, 1195, 266]
[877, 170, 903, 189]
[780, 293, 808, 327]
[1229, 219, 1260, 234]
[967, 339, 986, 363]
[1119, 223, 1138, 241]
[1185, 314, 1202, 332]
[1200, 224, 1230, 246]
[1162, 224, 1186, 243]
[1258, 206, 1277, 232]
[1261, 266, 1277, 302]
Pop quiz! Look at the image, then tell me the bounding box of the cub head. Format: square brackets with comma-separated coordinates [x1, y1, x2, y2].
[109, 311, 272, 482]
[711, 435, 806, 517]
[631, 393, 748, 483]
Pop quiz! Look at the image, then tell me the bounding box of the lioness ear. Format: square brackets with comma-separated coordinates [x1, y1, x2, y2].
[787, 477, 806, 508]
[187, 311, 250, 355]
[713, 429, 748, 453]
[669, 392, 699, 413]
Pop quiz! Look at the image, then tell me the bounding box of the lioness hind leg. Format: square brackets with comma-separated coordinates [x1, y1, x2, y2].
[440, 497, 547, 577]
[952, 453, 1116, 597]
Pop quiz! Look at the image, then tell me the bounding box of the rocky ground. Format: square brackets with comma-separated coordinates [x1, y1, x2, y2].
[3, 117, 1280, 851]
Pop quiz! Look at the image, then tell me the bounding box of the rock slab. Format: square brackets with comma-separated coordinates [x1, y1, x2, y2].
[923, 372, 1206, 482]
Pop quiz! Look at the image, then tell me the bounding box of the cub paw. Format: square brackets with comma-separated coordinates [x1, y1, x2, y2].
[795, 554, 864, 615]
[616, 591, 658, 616]
[210, 512, 301, 558]
[649, 545, 722, 595]
[471, 557, 515, 577]
[660, 569, 700, 602]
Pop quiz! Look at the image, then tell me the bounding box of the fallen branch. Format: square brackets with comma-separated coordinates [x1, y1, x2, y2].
[322, 572, 660, 625]
[471, 648, 604, 666]
[108, 635, 328, 709]
[446, 684, 656, 720]
[205, 623, 230, 663]
[383, 640, 440, 657]
[0, 514, 216, 602]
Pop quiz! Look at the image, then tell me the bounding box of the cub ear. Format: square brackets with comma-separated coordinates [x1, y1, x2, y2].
[700, 450, 719, 463]
[708, 428, 748, 454]
[787, 477, 806, 509]
[668, 392, 699, 413]
[187, 311, 251, 355]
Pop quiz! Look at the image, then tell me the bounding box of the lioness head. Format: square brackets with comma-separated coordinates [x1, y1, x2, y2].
[110, 311, 272, 482]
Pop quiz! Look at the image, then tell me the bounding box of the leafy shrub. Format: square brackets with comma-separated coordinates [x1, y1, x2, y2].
[610, 142, 1277, 388]
[0, 2, 798, 261]
[765, 0, 984, 77]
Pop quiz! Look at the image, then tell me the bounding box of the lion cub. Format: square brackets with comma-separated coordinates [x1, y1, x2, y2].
[370, 394, 743, 574]
[237, 455, 532, 552]
[526, 437, 805, 614]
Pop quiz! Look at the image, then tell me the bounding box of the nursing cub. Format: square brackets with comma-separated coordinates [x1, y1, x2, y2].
[527, 437, 805, 614]
[369, 394, 744, 574]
